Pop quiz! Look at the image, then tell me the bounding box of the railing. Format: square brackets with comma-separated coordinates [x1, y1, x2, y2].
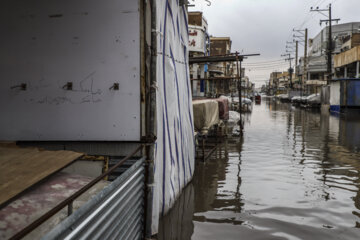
[10, 145, 144, 240]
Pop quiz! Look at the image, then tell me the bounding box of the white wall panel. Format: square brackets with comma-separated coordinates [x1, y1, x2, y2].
[189, 26, 206, 53]
[330, 81, 340, 106]
[0, 0, 140, 141]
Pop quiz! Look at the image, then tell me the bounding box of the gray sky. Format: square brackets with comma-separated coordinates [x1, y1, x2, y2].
[191, 0, 360, 87]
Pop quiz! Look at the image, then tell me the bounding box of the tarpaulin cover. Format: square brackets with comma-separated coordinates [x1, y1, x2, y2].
[192, 99, 220, 133]
[216, 96, 230, 120]
[152, 0, 195, 234]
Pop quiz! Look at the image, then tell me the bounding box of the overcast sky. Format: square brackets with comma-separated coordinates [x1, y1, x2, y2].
[191, 0, 360, 87]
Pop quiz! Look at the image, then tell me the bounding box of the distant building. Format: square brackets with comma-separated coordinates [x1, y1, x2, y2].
[309, 22, 360, 57]
[208, 37, 233, 95]
[334, 34, 360, 79]
[268, 71, 294, 95]
[209, 37, 232, 76]
[188, 11, 209, 97]
[299, 22, 360, 94]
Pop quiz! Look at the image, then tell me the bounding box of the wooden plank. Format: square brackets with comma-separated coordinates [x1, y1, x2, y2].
[0, 144, 83, 207]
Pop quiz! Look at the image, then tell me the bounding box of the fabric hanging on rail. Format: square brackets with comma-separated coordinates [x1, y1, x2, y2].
[152, 0, 195, 234]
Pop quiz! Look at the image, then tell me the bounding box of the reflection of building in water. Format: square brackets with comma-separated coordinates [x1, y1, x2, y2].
[194, 139, 244, 217]
[158, 139, 245, 239]
[193, 142, 230, 213]
[158, 183, 194, 240]
[339, 114, 360, 151]
[288, 103, 360, 225]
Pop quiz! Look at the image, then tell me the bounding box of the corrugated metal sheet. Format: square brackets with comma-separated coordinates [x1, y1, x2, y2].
[43, 158, 145, 240]
[108, 157, 141, 181]
[345, 80, 360, 107]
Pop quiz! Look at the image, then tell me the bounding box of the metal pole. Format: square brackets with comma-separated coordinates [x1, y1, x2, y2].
[327, 4, 332, 83]
[289, 57, 293, 89]
[236, 53, 243, 133]
[295, 41, 298, 88]
[303, 28, 308, 97]
[144, 0, 157, 238]
[236, 53, 240, 113]
[240, 61, 242, 118]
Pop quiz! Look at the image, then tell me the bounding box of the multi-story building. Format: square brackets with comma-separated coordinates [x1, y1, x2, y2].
[299, 22, 360, 94]
[208, 37, 232, 95]
[329, 34, 360, 113]
[268, 71, 294, 95]
[188, 11, 209, 97]
[268, 72, 282, 95]
[334, 33, 360, 79]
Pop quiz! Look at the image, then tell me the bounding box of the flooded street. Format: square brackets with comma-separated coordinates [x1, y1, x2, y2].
[159, 98, 360, 240]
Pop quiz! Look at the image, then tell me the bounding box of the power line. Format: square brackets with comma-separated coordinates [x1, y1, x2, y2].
[242, 61, 288, 66]
[243, 64, 289, 68]
[286, 0, 326, 43]
[242, 59, 286, 65]
[245, 62, 289, 67]
[246, 63, 289, 66]
[246, 65, 289, 69]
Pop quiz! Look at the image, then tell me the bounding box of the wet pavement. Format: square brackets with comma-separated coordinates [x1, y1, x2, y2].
[158, 98, 360, 240]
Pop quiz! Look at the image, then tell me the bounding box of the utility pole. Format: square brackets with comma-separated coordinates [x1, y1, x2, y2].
[235, 52, 243, 134]
[304, 28, 308, 95]
[311, 4, 340, 83]
[281, 53, 294, 89]
[328, 4, 332, 82]
[285, 41, 295, 89]
[295, 40, 298, 85]
[293, 29, 307, 92]
[293, 29, 307, 96]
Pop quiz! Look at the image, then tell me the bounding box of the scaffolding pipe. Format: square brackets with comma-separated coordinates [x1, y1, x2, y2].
[144, 0, 157, 238]
[235, 53, 243, 134]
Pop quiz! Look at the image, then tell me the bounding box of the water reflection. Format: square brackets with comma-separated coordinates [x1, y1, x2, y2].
[158, 182, 194, 240]
[159, 98, 360, 239]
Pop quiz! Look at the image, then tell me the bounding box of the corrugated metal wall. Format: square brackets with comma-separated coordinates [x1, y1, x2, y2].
[345, 81, 360, 107]
[43, 158, 145, 240]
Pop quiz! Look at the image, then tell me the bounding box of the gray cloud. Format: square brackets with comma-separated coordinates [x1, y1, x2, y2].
[192, 0, 360, 86]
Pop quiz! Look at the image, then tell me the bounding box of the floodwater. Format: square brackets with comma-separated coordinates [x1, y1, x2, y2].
[158, 98, 360, 240]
